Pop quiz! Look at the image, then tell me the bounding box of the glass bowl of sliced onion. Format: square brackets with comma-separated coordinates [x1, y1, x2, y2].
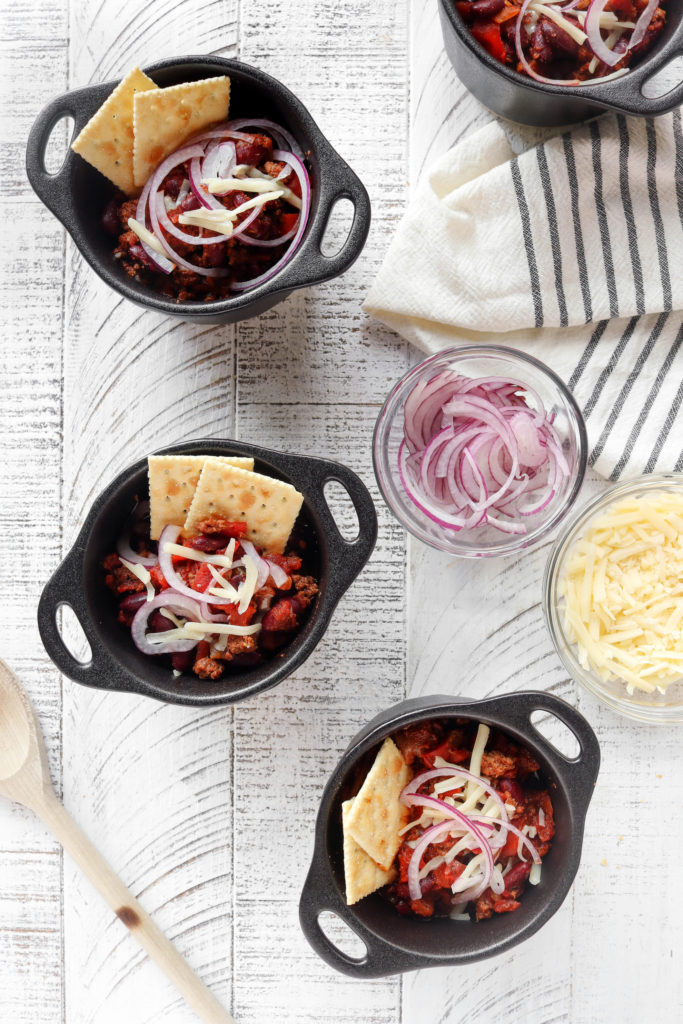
[544, 474, 683, 724]
[373, 346, 587, 558]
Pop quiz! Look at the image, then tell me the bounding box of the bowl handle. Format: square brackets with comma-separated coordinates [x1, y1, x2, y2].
[26, 92, 84, 224]
[37, 552, 120, 688]
[586, 24, 683, 116]
[299, 859, 422, 979]
[490, 691, 600, 817]
[274, 452, 378, 605]
[279, 148, 371, 290]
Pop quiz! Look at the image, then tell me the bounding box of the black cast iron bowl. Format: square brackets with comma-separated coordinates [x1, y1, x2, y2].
[26, 56, 371, 324]
[300, 691, 599, 977]
[438, 0, 683, 126]
[37, 439, 377, 707]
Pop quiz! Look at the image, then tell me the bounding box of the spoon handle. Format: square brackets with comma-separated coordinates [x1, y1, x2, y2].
[36, 791, 235, 1024]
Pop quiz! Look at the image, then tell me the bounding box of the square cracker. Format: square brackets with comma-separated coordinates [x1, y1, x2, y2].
[183, 458, 304, 554]
[344, 738, 410, 872]
[342, 799, 396, 906]
[148, 455, 254, 540]
[133, 76, 231, 187]
[71, 67, 158, 196]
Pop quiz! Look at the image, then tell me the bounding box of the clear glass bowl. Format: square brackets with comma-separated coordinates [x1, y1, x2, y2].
[373, 346, 587, 558]
[544, 475, 683, 724]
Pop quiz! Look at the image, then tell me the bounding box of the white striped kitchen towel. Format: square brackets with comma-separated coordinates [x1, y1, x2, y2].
[363, 111, 683, 481]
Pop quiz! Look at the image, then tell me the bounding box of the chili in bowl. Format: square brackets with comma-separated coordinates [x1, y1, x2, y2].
[300, 692, 599, 977]
[37, 440, 378, 707]
[26, 56, 371, 324]
[438, 0, 683, 125]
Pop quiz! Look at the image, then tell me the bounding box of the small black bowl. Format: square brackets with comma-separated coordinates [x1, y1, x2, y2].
[300, 691, 599, 977]
[26, 56, 371, 323]
[438, 0, 683, 126]
[37, 439, 377, 707]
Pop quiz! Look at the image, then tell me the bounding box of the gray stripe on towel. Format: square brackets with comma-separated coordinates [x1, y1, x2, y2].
[673, 109, 683, 231]
[562, 133, 592, 324]
[568, 320, 608, 392]
[510, 157, 543, 327]
[616, 116, 645, 316]
[536, 146, 568, 327]
[590, 312, 669, 468]
[644, 374, 683, 474]
[610, 319, 682, 480]
[590, 120, 618, 318]
[583, 317, 639, 419]
[646, 119, 673, 311]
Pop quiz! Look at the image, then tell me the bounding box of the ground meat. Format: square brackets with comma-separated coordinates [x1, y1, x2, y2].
[103, 553, 145, 594]
[480, 750, 517, 779]
[196, 516, 248, 538]
[194, 656, 223, 680]
[394, 722, 445, 766]
[291, 574, 319, 605]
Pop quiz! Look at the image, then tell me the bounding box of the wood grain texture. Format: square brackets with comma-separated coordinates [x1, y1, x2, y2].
[3, 0, 683, 1022]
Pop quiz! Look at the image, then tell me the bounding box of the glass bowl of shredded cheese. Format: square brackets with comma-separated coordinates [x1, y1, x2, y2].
[544, 475, 683, 723]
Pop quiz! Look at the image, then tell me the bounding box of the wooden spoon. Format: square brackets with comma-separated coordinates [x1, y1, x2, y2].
[0, 658, 235, 1024]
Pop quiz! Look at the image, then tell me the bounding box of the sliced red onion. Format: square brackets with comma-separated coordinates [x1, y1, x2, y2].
[585, 0, 623, 66]
[131, 592, 203, 655]
[401, 767, 509, 824]
[404, 796, 495, 902]
[406, 819, 462, 902]
[266, 559, 290, 588]
[629, 0, 658, 47]
[469, 815, 541, 865]
[240, 540, 270, 590]
[116, 531, 157, 568]
[237, 222, 298, 249]
[134, 175, 175, 274]
[189, 156, 222, 210]
[149, 194, 230, 278]
[224, 118, 304, 159]
[230, 149, 311, 292]
[515, 0, 583, 85]
[158, 525, 218, 614]
[202, 140, 236, 180]
[155, 193, 230, 246]
[400, 373, 569, 535]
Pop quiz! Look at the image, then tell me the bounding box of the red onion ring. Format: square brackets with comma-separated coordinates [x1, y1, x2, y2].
[403, 795, 495, 902]
[158, 525, 222, 617]
[266, 559, 289, 588]
[629, 0, 659, 47]
[585, 0, 623, 66]
[230, 149, 311, 292]
[401, 767, 509, 824]
[116, 531, 157, 568]
[130, 592, 203, 655]
[224, 118, 304, 159]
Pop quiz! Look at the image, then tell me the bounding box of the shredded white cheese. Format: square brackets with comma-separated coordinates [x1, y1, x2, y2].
[559, 493, 683, 693]
[127, 218, 167, 257]
[203, 176, 286, 195]
[162, 541, 235, 570]
[119, 557, 155, 602]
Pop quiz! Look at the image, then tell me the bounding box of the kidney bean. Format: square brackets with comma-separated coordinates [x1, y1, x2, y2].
[531, 23, 553, 64]
[498, 777, 524, 805]
[117, 592, 146, 627]
[148, 610, 172, 633]
[161, 168, 186, 200]
[234, 133, 273, 166]
[541, 17, 578, 56]
[179, 192, 201, 212]
[101, 197, 121, 237]
[470, 0, 505, 16]
[171, 650, 194, 673]
[187, 535, 228, 553]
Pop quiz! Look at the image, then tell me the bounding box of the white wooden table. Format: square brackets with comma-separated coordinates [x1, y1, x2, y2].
[2, 1, 682, 1022]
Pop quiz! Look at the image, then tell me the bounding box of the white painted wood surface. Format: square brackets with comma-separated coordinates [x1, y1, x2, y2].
[1, 1, 682, 1023]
